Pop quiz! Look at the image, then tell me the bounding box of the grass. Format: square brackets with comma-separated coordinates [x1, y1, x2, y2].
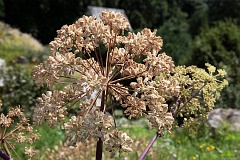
[10, 117, 238, 160]
[10, 123, 65, 160]
[120, 120, 240, 160]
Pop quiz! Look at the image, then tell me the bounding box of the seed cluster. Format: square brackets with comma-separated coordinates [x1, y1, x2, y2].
[32, 11, 227, 157]
[0, 100, 39, 159]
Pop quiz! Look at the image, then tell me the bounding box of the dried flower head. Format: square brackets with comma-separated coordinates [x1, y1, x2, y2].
[105, 130, 133, 158]
[0, 100, 40, 159]
[32, 10, 227, 158]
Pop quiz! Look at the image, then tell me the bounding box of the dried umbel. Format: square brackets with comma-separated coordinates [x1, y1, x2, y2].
[0, 100, 40, 159]
[105, 130, 133, 158]
[45, 140, 96, 160]
[32, 11, 227, 159]
[32, 11, 178, 158]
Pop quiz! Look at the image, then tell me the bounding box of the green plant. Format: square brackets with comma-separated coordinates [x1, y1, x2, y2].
[0, 64, 47, 119]
[157, 16, 192, 65]
[191, 19, 240, 109]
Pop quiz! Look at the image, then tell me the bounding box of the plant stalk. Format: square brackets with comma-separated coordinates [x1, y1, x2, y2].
[138, 132, 159, 160]
[139, 96, 180, 160]
[96, 91, 106, 160]
[96, 139, 103, 160]
[0, 149, 10, 160]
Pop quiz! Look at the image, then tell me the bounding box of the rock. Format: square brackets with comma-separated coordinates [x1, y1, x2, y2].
[0, 58, 6, 86]
[207, 108, 240, 131]
[17, 56, 28, 64]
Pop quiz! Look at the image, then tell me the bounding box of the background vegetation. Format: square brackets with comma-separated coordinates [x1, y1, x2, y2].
[8, 118, 240, 160]
[1, 0, 239, 109]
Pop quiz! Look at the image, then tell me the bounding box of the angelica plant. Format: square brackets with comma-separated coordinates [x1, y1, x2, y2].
[32, 11, 227, 160]
[0, 99, 40, 160]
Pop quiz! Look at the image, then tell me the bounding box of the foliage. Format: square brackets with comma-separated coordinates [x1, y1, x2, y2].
[208, 0, 240, 25]
[157, 12, 192, 65]
[1, 0, 213, 45]
[184, 0, 209, 36]
[191, 20, 240, 109]
[0, 65, 47, 118]
[0, 0, 4, 18]
[114, 0, 170, 30]
[0, 21, 49, 121]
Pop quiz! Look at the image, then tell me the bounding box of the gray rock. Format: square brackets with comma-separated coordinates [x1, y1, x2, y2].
[207, 108, 240, 131]
[87, 6, 133, 31]
[0, 58, 5, 86]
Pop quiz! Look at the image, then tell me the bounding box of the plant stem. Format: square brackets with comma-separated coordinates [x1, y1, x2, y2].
[0, 149, 10, 160]
[173, 83, 207, 118]
[170, 96, 181, 114]
[139, 96, 181, 159]
[96, 139, 103, 160]
[138, 132, 159, 160]
[96, 91, 106, 160]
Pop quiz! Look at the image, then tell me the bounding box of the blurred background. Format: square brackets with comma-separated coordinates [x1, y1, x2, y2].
[1, 0, 239, 111]
[0, 0, 240, 159]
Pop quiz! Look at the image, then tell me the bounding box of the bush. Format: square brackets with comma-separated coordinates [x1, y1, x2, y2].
[0, 64, 47, 118]
[191, 19, 240, 109]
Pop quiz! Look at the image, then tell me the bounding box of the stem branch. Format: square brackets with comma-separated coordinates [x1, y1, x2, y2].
[0, 149, 10, 160]
[139, 132, 159, 160]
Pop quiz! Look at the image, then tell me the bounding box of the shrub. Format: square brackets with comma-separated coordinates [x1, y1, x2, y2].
[191, 19, 240, 109]
[0, 64, 47, 118]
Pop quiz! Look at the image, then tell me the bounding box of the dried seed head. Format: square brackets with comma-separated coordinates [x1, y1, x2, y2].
[32, 10, 227, 158]
[105, 130, 133, 158]
[0, 100, 40, 159]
